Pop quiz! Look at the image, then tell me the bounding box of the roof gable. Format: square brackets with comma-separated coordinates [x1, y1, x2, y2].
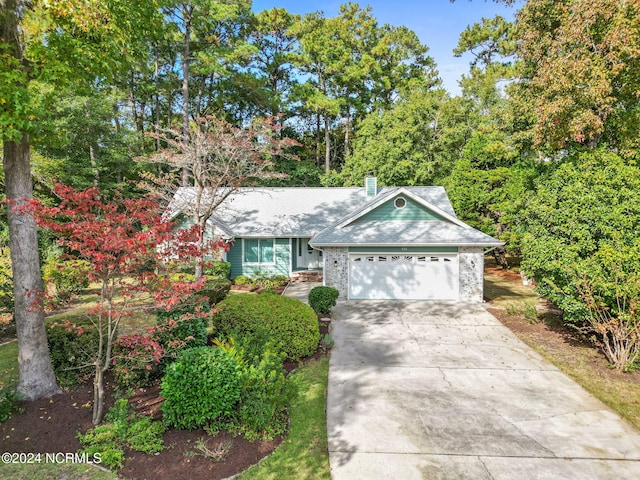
[337, 187, 467, 229]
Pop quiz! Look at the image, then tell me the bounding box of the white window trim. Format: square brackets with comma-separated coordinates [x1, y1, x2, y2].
[242, 238, 276, 265]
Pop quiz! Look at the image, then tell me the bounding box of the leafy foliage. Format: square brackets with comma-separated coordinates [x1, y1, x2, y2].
[0, 248, 14, 314]
[154, 301, 210, 360]
[520, 150, 640, 370]
[78, 398, 165, 470]
[42, 258, 91, 303]
[46, 322, 99, 388]
[308, 286, 339, 315]
[161, 346, 241, 430]
[0, 385, 23, 422]
[231, 344, 296, 440]
[203, 261, 232, 279]
[213, 295, 320, 360]
[200, 278, 232, 305]
[112, 335, 163, 389]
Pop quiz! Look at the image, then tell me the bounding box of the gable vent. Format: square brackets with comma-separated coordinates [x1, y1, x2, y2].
[365, 175, 377, 197]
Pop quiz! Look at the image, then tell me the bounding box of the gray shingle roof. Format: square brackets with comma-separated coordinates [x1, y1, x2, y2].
[168, 186, 502, 247]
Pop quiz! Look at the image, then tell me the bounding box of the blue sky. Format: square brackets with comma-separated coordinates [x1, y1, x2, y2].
[251, 0, 521, 96]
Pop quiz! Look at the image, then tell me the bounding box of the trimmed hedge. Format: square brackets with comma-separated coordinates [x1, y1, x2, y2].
[161, 346, 241, 430]
[212, 295, 320, 360]
[308, 286, 339, 314]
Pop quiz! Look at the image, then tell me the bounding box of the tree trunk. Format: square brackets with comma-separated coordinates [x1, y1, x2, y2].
[92, 366, 104, 425]
[181, 5, 192, 187]
[3, 135, 61, 400]
[194, 218, 206, 281]
[324, 112, 331, 174]
[315, 113, 321, 168]
[344, 104, 351, 160]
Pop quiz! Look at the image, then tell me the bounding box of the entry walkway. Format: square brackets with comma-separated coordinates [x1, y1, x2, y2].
[282, 282, 322, 304]
[327, 301, 640, 479]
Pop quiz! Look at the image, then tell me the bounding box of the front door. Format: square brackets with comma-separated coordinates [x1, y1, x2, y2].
[297, 237, 321, 269]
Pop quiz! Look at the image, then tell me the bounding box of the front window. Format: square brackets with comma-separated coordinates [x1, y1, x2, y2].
[243, 239, 275, 264]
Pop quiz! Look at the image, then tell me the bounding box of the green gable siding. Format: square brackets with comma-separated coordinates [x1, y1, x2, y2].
[357, 195, 445, 222]
[229, 238, 291, 278]
[349, 246, 458, 253]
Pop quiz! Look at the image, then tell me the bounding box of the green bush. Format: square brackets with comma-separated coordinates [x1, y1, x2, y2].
[112, 335, 164, 388]
[161, 346, 241, 430]
[233, 275, 250, 286]
[0, 385, 23, 422]
[43, 258, 91, 301]
[308, 286, 339, 314]
[204, 261, 231, 279]
[78, 398, 165, 470]
[47, 322, 99, 388]
[234, 346, 296, 440]
[270, 274, 290, 287]
[200, 278, 231, 304]
[154, 301, 209, 360]
[213, 295, 320, 360]
[0, 247, 14, 314]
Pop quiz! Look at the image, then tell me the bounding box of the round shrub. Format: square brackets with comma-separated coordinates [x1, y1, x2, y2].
[233, 275, 250, 286]
[308, 286, 340, 314]
[112, 334, 163, 388]
[200, 278, 231, 305]
[212, 295, 320, 360]
[161, 346, 241, 429]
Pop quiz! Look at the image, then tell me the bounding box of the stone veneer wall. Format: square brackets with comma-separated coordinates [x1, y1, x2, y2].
[323, 247, 349, 299]
[458, 246, 485, 302]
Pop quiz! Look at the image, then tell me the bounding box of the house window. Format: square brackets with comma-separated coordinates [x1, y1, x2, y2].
[243, 239, 275, 264]
[394, 197, 406, 209]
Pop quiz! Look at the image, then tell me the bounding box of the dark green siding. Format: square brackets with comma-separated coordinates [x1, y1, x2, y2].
[356, 195, 444, 222]
[229, 238, 291, 278]
[348, 246, 458, 253]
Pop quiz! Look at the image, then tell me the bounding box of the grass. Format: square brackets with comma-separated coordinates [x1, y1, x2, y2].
[0, 462, 119, 480]
[0, 340, 18, 387]
[236, 356, 331, 480]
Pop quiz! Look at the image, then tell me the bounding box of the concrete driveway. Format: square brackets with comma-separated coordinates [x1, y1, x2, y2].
[327, 301, 640, 479]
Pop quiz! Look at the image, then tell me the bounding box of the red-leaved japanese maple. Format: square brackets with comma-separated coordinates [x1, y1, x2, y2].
[28, 183, 206, 424]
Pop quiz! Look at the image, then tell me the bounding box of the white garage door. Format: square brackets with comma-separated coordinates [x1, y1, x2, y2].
[349, 254, 459, 300]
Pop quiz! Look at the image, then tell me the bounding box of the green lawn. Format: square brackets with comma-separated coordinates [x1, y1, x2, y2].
[0, 462, 119, 480]
[0, 340, 18, 387]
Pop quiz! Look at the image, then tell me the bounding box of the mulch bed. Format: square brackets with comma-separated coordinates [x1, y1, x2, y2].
[1, 315, 331, 480]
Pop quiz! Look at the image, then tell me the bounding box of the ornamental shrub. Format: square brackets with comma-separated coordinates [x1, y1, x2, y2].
[43, 258, 91, 302]
[47, 322, 99, 388]
[234, 345, 296, 439]
[112, 335, 164, 388]
[161, 346, 241, 430]
[308, 286, 339, 314]
[154, 301, 209, 360]
[78, 398, 165, 469]
[212, 295, 319, 360]
[203, 261, 231, 279]
[200, 278, 231, 304]
[233, 275, 250, 286]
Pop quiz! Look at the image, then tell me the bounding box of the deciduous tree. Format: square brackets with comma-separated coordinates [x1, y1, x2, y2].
[137, 116, 298, 279]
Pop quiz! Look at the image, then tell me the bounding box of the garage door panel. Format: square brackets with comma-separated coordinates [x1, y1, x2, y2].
[349, 254, 459, 300]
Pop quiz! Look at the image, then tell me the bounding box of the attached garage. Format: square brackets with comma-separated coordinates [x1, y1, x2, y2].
[349, 253, 459, 300]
